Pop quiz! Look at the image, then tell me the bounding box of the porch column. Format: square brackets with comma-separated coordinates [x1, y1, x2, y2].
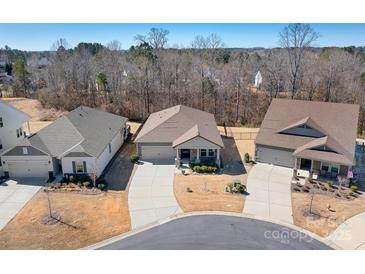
[216, 149, 220, 165]
[309, 159, 314, 179]
[293, 157, 298, 179]
[176, 149, 179, 160]
[196, 149, 200, 161]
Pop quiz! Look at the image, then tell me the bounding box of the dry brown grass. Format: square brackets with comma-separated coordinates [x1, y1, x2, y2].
[217, 126, 259, 160]
[127, 121, 142, 135]
[9, 98, 66, 134]
[292, 191, 365, 237]
[174, 174, 246, 213]
[0, 191, 131, 249]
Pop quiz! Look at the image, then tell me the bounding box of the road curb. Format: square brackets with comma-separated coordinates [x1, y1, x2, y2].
[83, 211, 340, 250]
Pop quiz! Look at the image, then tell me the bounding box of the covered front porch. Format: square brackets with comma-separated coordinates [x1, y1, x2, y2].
[294, 157, 350, 182]
[175, 148, 220, 166]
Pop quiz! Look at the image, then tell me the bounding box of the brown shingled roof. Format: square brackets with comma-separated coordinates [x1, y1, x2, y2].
[135, 105, 224, 148]
[255, 99, 359, 165]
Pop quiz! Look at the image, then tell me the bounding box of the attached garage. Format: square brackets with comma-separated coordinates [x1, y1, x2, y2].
[140, 145, 175, 161]
[256, 146, 294, 168]
[7, 161, 49, 178]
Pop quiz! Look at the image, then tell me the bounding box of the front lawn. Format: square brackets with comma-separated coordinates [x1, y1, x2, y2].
[0, 191, 131, 249]
[174, 174, 247, 213]
[292, 182, 365, 237]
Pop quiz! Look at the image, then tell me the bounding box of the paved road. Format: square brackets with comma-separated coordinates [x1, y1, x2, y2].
[244, 163, 293, 224]
[0, 178, 43, 230]
[98, 215, 331, 250]
[128, 161, 182, 229]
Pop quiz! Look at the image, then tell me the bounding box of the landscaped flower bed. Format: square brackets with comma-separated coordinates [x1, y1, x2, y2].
[189, 163, 219, 173]
[292, 179, 360, 201]
[46, 175, 107, 193]
[225, 179, 247, 194]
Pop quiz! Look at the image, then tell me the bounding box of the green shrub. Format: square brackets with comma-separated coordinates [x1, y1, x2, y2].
[327, 181, 333, 188]
[244, 153, 250, 163]
[97, 183, 105, 190]
[82, 181, 90, 187]
[350, 185, 358, 192]
[193, 165, 217, 173]
[236, 184, 247, 194]
[130, 153, 139, 163]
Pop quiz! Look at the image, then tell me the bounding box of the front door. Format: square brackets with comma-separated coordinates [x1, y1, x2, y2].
[300, 158, 312, 170]
[180, 149, 190, 159]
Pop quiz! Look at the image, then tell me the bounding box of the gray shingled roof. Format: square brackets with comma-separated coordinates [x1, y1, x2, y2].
[135, 105, 224, 148]
[0, 100, 31, 120]
[255, 99, 359, 165]
[7, 106, 127, 158]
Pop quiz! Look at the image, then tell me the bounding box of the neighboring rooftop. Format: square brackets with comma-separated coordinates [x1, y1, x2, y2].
[5, 106, 128, 158]
[255, 99, 359, 165]
[0, 99, 31, 121]
[135, 105, 224, 148]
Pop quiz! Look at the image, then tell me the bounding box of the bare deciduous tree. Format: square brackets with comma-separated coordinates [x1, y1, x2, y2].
[279, 23, 319, 99]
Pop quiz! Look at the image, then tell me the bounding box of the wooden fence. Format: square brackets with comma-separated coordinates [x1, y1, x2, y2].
[219, 130, 258, 140]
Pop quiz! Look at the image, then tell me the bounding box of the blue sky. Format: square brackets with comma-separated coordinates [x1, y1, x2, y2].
[0, 23, 364, 51]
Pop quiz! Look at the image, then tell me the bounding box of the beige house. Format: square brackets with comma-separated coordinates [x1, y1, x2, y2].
[255, 99, 359, 178]
[135, 105, 224, 165]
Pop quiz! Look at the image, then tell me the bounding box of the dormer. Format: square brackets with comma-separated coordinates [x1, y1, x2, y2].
[277, 117, 326, 138]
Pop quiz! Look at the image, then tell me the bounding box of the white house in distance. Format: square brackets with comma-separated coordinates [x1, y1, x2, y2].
[1, 106, 129, 180]
[254, 71, 262, 89]
[0, 100, 31, 176]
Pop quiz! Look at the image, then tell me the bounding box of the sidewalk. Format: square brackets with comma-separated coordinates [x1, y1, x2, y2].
[327, 212, 365, 249]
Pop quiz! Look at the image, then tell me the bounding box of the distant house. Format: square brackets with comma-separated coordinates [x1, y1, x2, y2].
[254, 71, 262, 88]
[0, 100, 31, 176]
[255, 99, 359, 177]
[1, 106, 129, 179]
[135, 105, 224, 166]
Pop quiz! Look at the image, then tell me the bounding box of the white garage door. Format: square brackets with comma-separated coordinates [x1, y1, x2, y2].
[141, 145, 175, 161]
[8, 161, 49, 178]
[256, 146, 294, 168]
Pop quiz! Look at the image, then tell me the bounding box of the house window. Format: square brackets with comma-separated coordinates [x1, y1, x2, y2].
[23, 147, 28, 155]
[321, 162, 330, 172]
[208, 149, 215, 157]
[0, 138, 2, 150]
[19, 128, 23, 136]
[200, 149, 207, 157]
[331, 164, 339, 173]
[0, 157, 2, 167]
[16, 129, 20, 138]
[0, 117, 3, 127]
[109, 143, 111, 153]
[75, 162, 85, 173]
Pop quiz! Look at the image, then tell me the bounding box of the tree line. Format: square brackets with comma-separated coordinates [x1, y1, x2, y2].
[1, 24, 365, 130]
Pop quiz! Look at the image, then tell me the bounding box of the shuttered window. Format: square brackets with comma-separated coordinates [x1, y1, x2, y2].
[72, 161, 87, 173]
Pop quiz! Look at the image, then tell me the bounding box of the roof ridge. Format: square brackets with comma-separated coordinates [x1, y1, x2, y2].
[134, 105, 180, 142]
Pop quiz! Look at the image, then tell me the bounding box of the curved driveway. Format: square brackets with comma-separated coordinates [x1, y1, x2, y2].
[98, 215, 331, 250]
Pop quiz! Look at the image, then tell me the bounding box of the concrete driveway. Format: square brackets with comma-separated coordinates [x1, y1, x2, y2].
[244, 163, 293, 224]
[128, 161, 182, 229]
[0, 178, 44, 230]
[327, 212, 365, 249]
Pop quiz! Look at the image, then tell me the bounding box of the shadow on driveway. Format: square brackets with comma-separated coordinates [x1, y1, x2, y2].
[0, 177, 47, 187]
[101, 142, 136, 191]
[221, 136, 247, 176]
